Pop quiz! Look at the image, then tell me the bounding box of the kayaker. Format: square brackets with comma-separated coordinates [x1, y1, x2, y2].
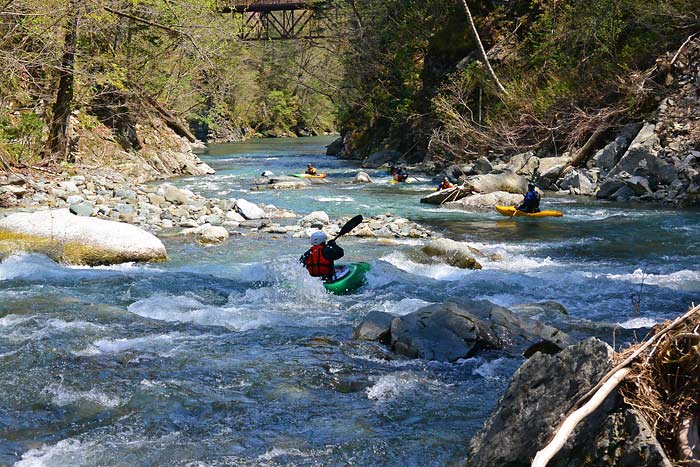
[394, 167, 409, 183]
[437, 176, 454, 190]
[300, 231, 344, 282]
[517, 183, 541, 213]
[305, 163, 318, 175]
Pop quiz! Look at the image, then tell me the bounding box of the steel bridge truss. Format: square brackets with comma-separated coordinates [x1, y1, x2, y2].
[222, 1, 338, 41]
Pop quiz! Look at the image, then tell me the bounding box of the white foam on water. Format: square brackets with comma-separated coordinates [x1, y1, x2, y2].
[45, 384, 122, 409]
[316, 196, 354, 202]
[45, 319, 104, 332]
[125, 261, 348, 330]
[76, 332, 199, 357]
[257, 448, 308, 461]
[366, 373, 418, 401]
[15, 438, 92, 467]
[379, 297, 432, 316]
[0, 313, 34, 328]
[601, 268, 700, 291]
[379, 252, 477, 281]
[471, 357, 511, 380]
[617, 317, 659, 329]
[0, 254, 67, 281]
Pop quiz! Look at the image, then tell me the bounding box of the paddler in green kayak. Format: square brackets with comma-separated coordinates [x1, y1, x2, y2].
[305, 163, 318, 176]
[300, 231, 344, 281]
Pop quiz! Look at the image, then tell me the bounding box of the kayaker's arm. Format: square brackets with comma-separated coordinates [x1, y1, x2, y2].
[323, 240, 344, 261]
[299, 249, 311, 265]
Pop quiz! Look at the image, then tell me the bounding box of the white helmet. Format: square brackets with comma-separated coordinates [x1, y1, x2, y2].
[310, 231, 327, 245]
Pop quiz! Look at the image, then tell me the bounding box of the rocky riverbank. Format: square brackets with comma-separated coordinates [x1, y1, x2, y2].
[330, 38, 700, 208]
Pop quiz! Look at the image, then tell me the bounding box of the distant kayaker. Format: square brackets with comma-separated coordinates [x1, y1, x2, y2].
[394, 167, 409, 183]
[437, 176, 454, 190]
[517, 183, 541, 213]
[300, 231, 344, 282]
[305, 163, 318, 175]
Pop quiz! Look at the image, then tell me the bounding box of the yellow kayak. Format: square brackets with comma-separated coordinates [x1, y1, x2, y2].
[495, 205, 564, 218]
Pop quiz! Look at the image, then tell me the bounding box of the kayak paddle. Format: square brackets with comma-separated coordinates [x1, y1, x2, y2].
[334, 215, 363, 240]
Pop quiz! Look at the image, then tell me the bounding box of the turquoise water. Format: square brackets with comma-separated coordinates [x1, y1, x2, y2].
[1, 137, 699, 466]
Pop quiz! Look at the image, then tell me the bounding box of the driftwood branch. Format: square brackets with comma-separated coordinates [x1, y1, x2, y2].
[568, 123, 608, 168]
[145, 96, 196, 142]
[458, 0, 507, 95]
[531, 368, 632, 467]
[531, 303, 700, 467]
[670, 33, 698, 66]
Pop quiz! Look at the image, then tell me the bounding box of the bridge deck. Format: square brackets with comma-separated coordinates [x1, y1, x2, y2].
[222, 0, 312, 13]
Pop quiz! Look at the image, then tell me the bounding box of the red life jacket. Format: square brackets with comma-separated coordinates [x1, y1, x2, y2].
[305, 244, 333, 277]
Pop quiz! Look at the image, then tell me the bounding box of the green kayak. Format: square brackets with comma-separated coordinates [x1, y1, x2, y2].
[323, 262, 371, 295]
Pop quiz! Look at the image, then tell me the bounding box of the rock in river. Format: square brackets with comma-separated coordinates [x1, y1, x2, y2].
[0, 209, 167, 265]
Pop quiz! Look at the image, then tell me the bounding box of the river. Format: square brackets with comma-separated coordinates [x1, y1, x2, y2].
[1, 136, 698, 466]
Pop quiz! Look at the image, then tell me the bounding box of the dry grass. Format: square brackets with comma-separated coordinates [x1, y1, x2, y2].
[618, 306, 700, 466]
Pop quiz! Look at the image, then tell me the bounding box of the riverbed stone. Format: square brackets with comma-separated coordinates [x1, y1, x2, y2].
[164, 185, 191, 205]
[235, 198, 266, 220]
[0, 209, 167, 265]
[300, 210, 330, 225]
[444, 191, 523, 212]
[69, 202, 95, 217]
[353, 311, 396, 344]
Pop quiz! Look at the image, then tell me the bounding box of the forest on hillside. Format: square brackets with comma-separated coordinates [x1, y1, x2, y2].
[1, 0, 699, 169]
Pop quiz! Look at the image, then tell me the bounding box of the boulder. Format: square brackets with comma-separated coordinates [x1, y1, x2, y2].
[468, 338, 672, 467]
[473, 156, 494, 175]
[390, 299, 573, 361]
[163, 185, 191, 205]
[353, 311, 394, 344]
[353, 171, 373, 183]
[464, 170, 528, 194]
[558, 168, 596, 195]
[607, 122, 678, 185]
[508, 151, 540, 177]
[0, 209, 167, 265]
[443, 191, 523, 212]
[362, 150, 401, 168]
[235, 198, 266, 220]
[325, 137, 343, 156]
[195, 224, 229, 244]
[420, 238, 482, 269]
[420, 187, 468, 204]
[537, 155, 573, 188]
[300, 210, 330, 226]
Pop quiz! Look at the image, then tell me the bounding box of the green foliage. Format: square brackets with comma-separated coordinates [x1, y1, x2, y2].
[0, 111, 45, 163]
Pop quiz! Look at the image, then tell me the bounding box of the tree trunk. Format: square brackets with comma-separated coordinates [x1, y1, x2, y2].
[568, 124, 608, 168]
[46, 0, 79, 162]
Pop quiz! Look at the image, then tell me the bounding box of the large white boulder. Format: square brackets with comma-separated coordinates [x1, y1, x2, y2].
[444, 191, 523, 212]
[300, 210, 330, 225]
[235, 198, 266, 220]
[464, 170, 528, 194]
[0, 209, 167, 265]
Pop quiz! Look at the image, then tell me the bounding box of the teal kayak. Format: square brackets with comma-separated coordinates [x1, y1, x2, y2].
[323, 262, 370, 295]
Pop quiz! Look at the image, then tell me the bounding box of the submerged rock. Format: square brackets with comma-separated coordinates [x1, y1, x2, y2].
[0, 209, 167, 265]
[420, 238, 482, 269]
[356, 298, 574, 362]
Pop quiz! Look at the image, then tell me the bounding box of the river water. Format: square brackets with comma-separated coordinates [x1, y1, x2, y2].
[1, 137, 698, 466]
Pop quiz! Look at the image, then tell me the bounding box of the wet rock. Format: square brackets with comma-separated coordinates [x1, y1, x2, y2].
[353, 311, 394, 344]
[390, 299, 573, 362]
[0, 209, 167, 265]
[421, 238, 482, 269]
[362, 150, 401, 168]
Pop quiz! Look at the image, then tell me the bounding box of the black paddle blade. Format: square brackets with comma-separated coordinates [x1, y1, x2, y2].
[337, 215, 363, 238]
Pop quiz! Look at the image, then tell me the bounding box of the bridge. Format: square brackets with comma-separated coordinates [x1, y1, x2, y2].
[220, 0, 338, 41]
